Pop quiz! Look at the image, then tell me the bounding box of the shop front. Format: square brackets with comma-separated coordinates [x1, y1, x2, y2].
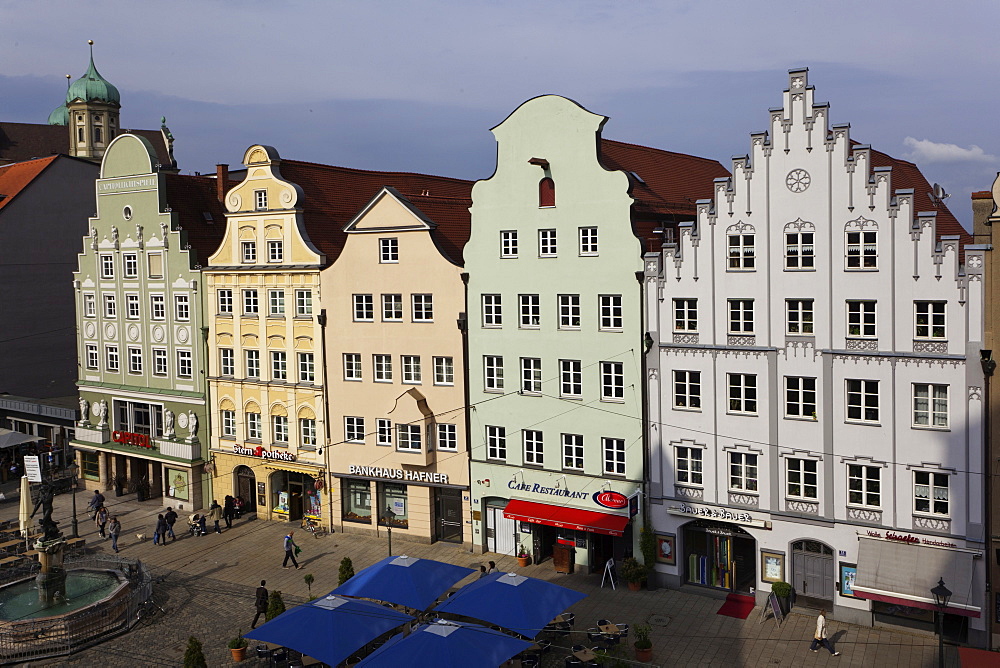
[210, 443, 326, 527]
[681, 520, 757, 594]
[332, 465, 470, 547]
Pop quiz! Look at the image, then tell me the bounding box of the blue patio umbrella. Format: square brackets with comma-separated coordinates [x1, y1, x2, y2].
[244, 594, 412, 666]
[358, 619, 531, 668]
[433, 571, 586, 637]
[332, 555, 474, 610]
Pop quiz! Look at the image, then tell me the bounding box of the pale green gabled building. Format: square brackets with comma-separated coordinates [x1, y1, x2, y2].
[466, 95, 726, 571]
[70, 133, 228, 511]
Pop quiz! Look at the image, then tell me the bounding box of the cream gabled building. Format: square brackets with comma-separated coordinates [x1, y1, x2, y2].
[324, 185, 472, 546]
[206, 146, 328, 525]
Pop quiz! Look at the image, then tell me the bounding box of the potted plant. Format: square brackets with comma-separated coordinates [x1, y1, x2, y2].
[771, 580, 792, 614]
[516, 545, 531, 568]
[620, 557, 648, 591]
[303, 573, 315, 599]
[227, 631, 248, 662]
[265, 590, 286, 621]
[633, 623, 653, 662]
[183, 636, 207, 668]
[338, 557, 355, 585]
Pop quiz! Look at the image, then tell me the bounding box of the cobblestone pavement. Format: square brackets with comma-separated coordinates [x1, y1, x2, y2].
[0, 488, 964, 667]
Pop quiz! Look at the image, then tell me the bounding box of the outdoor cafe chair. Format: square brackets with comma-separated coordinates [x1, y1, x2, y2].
[597, 618, 612, 627]
[255, 645, 270, 659]
[270, 648, 287, 666]
[537, 638, 552, 653]
[586, 628, 603, 643]
[564, 658, 584, 668]
[564, 612, 576, 627]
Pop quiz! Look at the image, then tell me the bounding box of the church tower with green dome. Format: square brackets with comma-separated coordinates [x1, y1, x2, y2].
[64, 41, 120, 160]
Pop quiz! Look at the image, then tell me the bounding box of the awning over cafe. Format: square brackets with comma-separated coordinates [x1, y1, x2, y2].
[853, 536, 981, 618]
[503, 499, 630, 537]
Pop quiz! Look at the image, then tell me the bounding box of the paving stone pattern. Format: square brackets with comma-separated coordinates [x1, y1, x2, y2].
[0, 487, 960, 667]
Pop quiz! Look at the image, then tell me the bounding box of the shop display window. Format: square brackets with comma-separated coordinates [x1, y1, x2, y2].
[376, 482, 409, 529]
[80, 452, 99, 481]
[342, 479, 372, 524]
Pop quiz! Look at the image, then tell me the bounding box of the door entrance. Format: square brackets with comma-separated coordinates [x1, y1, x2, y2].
[792, 540, 835, 607]
[486, 505, 516, 556]
[235, 465, 256, 511]
[682, 520, 757, 594]
[434, 488, 463, 543]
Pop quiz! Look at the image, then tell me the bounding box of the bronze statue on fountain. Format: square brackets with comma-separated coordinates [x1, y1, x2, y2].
[30, 481, 61, 542]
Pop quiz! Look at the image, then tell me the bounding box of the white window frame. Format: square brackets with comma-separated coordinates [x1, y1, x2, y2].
[433, 356, 454, 386]
[254, 189, 268, 211]
[402, 355, 421, 384]
[785, 232, 814, 270]
[174, 294, 190, 321]
[379, 237, 399, 263]
[727, 233, 755, 270]
[675, 446, 703, 485]
[300, 418, 317, 448]
[295, 290, 312, 316]
[848, 464, 881, 508]
[673, 370, 701, 410]
[271, 351, 288, 381]
[123, 252, 138, 278]
[373, 354, 392, 382]
[343, 353, 362, 381]
[579, 227, 598, 256]
[673, 299, 697, 332]
[558, 294, 580, 330]
[412, 294, 433, 322]
[729, 452, 759, 492]
[241, 241, 257, 263]
[268, 290, 285, 316]
[100, 254, 114, 279]
[560, 359, 582, 398]
[728, 299, 753, 334]
[913, 383, 948, 428]
[523, 430, 543, 465]
[600, 361, 624, 402]
[727, 373, 757, 414]
[218, 289, 233, 315]
[176, 350, 193, 378]
[519, 294, 540, 328]
[104, 294, 117, 318]
[243, 289, 259, 315]
[246, 412, 262, 441]
[272, 415, 289, 443]
[500, 230, 518, 258]
[562, 433, 584, 470]
[221, 410, 236, 438]
[437, 424, 457, 451]
[298, 352, 315, 383]
[846, 379, 879, 423]
[345, 416, 365, 443]
[486, 425, 506, 461]
[245, 350, 260, 378]
[521, 357, 542, 395]
[106, 345, 119, 372]
[85, 344, 98, 370]
[786, 299, 814, 335]
[267, 240, 283, 263]
[150, 294, 165, 321]
[786, 458, 818, 500]
[846, 230, 877, 269]
[914, 301, 946, 340]
[397, 424, 421, 452]
[482, 294, 502, 327]
[125, 293, 140, 319]
[847, 300, 876, 338]
[484, 356, 504, 392]
[599, 295, 623, 331]
[538, 228, 557, 257]
[152, 348, 167, 376]
[377, 419, 393, 446]
[83, 293, 96, 317]
[785, 376, 816, 418]
[220, 348, 235, 376]
[603, 437, 625, 476]
[353, 294, 374, 322]
[382, 294, 403, 322]
[914, 470, 949, 516]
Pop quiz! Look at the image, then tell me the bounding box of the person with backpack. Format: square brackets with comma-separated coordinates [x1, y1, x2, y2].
[282, 531, 302, 569]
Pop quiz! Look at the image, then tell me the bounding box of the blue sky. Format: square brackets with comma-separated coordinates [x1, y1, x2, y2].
[3, 0, 998, 229]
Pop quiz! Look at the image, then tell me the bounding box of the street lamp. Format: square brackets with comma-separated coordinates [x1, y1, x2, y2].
[931, 577, 952, 668]
[68, 463, 79, 538]
[381, 506, 396, 558]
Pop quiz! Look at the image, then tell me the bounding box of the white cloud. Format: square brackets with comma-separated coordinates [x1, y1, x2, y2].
[902, 137, 997, 164]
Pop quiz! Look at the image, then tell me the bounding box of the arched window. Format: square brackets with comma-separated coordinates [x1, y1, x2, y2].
[94, 126, 102, 143]
[539, 177, 555, 208]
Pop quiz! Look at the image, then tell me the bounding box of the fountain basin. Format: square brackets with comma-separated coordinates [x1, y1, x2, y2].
[0, 569, 124, 621]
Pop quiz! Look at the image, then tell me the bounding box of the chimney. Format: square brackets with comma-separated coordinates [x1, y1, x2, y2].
[216, 164, 229, 203]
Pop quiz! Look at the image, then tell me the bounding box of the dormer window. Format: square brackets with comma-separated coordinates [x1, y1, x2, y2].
[241, 241, 257, 263]
[539, 177, 555, 208]
[254, 189, 268, 211]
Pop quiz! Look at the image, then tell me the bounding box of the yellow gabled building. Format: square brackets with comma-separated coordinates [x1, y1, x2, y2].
[206, 145, 328, 526]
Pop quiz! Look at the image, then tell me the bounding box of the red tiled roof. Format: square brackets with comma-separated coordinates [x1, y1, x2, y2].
[0, 123, 171, 167]
[277, 159, 473, 265]
[599, 139, 730, 247]
[0, 155, 59, 212]
[867, 147, 971, 246]
[162, 173, 232, 266]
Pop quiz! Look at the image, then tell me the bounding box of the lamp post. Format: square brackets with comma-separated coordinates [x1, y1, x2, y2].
[931, 577, 952, 668]
[68, 462, 79, 538]
[381, 506, 396, 558]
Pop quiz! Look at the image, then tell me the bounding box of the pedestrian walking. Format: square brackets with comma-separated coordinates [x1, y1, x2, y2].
[94, 506, 109, 538]
[208, 500, 223, 534]
[223, 495, 235, 529]
[153, 513, 168, 546]
[108, 516, 121, 553]
[164, 507, 178, 541]
[810, 609, 841, 656]
[87, 490, 105, 519]
[251, 580, 269, 629]
[282, 531, 302, 569]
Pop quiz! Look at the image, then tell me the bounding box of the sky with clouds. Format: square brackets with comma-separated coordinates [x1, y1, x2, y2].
[2, 0, 998, 229]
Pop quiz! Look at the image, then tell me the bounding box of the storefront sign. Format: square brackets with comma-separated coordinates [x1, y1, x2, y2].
[98, 176, 157, 193]
[863, 530, 957, 549]
[112, 431, 155, 449]
[348, 465, 448, 485]
[23, 455, 42, 483]
[233, 444, 296, 462]
[668, 503, 772, 529]
[593, 490, 628, 509]
[509, 480, 587, 500]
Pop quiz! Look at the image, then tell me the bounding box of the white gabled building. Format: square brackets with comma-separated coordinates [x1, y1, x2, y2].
[643, 68, 987, 646]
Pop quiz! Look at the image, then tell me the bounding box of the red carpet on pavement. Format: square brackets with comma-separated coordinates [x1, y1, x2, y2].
[716, 593, 756, 619]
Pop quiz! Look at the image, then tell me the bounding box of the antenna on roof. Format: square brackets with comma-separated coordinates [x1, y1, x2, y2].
[929, 183, 950, 205]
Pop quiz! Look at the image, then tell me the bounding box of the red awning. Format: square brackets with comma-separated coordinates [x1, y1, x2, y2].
[503, 499, 630, 537]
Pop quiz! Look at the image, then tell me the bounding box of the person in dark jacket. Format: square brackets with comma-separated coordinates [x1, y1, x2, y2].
[251, 580, 268, 629]
[153, 513, 168, 546]
[164, 507, 178, 541]
[108, 516, 121, 553]
[223, 496, 236, 529]
[87, 490, 105, 519]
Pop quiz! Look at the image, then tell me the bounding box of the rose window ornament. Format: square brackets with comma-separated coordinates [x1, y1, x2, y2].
[786, 169, 811, 193]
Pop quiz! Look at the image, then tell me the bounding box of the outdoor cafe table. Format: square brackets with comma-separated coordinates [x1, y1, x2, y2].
[573, 647, 596, 662]
[0, 539, 22, 553]
[549, 613, 570, 626]
[598, 623, 621, 635]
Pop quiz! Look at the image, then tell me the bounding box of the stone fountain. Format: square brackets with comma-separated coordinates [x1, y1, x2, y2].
[30, 481, 68, 605]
